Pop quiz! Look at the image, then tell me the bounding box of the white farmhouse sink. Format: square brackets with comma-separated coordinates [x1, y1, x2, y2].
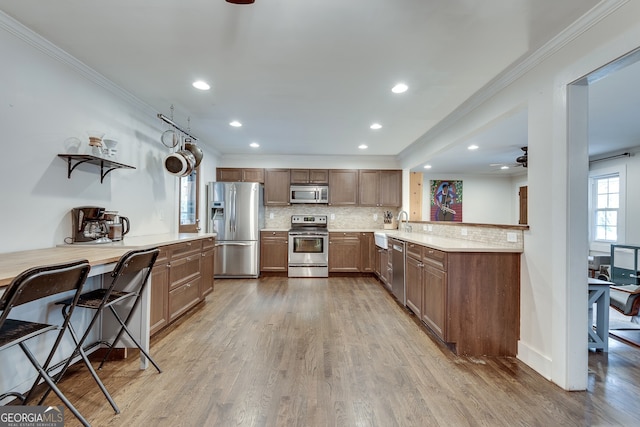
[374, 232, 388, 249]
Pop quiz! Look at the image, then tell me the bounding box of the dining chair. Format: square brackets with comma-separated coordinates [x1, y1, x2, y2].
[43, 247, 162, 412]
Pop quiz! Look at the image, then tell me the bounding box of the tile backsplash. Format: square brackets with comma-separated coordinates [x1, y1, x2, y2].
[264, 206, 524, 249]
[265, 206, 400, 230]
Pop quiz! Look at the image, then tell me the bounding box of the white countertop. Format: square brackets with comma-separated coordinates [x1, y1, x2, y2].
[382, 231, 522, 253]
[1, 233, 217, 288]
[262, 228, 521, 253]
[57, 232, 217, 249]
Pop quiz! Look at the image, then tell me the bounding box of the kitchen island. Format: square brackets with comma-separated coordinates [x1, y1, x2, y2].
[379, 230, 522, 357]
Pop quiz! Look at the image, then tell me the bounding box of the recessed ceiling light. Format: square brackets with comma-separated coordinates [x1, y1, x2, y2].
[467, 144, 479, 150]
[423, 164, 432, 169]
[358, 144, 368, 149]
[250, 142, 260, 148]
[229, 120, 242, 127]
[370, 123, 382, 130]
[501, 165, 509, 170]
[392, 83, 408, 94]
[192, 80, 210, 90]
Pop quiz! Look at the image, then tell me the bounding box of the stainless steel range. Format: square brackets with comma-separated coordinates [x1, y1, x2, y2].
[288, 215, 329, 278]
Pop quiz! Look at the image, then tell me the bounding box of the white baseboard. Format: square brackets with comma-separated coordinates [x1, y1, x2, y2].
[517, 340, 552, 381]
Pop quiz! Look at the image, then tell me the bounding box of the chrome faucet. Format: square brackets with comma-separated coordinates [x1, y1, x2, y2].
[397, 210, 409, 232]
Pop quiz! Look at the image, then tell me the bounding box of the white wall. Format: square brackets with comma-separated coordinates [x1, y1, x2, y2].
[397, 0, 640, 390]
[0, 20, 217, 253]
[421, 173, 525, 224]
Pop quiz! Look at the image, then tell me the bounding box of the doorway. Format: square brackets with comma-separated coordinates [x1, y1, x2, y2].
[568, 45, 640, 385]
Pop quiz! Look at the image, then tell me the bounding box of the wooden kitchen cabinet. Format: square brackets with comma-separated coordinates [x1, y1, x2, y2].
[405, 243, 423, 318]
[260, 231, 289, 272]
[421, 249, 447, 339]
[200, 237, 215, 298]
[359, 232, 375, 272]
[359, 170, 402, 207]
[264, 169, 291, 206]
[290, 169, 329, 184]
[328, 170, 358, 206]
[402, 240, 520, 356]
[150, 247, 169, 336]
[149, 237, 215, 337]
[216, 168, 264, 183]
[168, 240, 202, 322]
[376, 247, 391, 290]
[329, 232, 360, 272]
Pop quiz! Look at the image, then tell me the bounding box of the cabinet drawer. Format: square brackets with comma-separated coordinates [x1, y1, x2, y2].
[171, 240, 202, 259]
[169, 254, 201, 289]
[330, 232, 360, 239]
[406, 242, 423, 260]
[261, 231, 288, 239]
[169, 277, 201, 321]
[422, 248, 447, 271]
[202, 236, 215, 251]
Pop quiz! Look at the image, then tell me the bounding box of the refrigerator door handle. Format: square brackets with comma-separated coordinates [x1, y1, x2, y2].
[216, 241, 254, 247]
[230, 186, 237, 233]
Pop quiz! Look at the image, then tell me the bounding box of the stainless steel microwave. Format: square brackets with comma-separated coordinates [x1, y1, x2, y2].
[290, 185, 329, 204]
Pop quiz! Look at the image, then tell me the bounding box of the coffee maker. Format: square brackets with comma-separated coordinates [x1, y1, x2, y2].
[71, 206, 111, 243]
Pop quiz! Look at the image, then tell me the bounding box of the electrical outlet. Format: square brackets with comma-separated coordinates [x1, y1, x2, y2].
[269, 212, 274, 219]
[507, 232, 518, 242]
[373, 213, 378, 221]
[461, 228, 468, 236]
[330, 213, 335, 220]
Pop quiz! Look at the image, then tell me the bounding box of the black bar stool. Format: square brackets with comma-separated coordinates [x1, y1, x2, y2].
[44, 248, 161, 411]
[0, 259, 92, 427]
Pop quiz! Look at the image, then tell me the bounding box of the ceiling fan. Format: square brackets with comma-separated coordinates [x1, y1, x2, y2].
[490, 146, 528, 169]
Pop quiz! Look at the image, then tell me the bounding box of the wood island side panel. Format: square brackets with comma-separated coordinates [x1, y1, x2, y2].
[446, 252, 520, 356]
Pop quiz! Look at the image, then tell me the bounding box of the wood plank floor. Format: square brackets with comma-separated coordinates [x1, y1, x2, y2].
[38, 276, 640, 426]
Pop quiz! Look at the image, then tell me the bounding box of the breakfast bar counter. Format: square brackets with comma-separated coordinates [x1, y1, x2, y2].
[0, 233, 216, 288]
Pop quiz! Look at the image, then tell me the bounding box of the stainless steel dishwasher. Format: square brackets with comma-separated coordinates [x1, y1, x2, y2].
[390, 238, 406, 305]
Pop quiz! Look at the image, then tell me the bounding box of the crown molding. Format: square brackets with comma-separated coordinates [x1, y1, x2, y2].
[398, 0, 630, 165]
[0, 10, 158, 118]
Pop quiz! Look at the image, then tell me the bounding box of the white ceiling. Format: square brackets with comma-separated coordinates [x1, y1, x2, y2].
[3, 0, 629, 175]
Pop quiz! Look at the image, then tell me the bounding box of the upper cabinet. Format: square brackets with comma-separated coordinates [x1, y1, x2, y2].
[264, 168, 291, 206]
[359, 170, 402, 207]
[216, 168, 264, 183]
[290, 169, 329, 184]
[328, 169, 358, 206]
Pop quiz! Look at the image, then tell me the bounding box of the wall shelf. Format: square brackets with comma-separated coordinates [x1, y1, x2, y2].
[58, 154, 135, 183]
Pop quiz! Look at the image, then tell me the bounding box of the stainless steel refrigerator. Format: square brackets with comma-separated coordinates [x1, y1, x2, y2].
[208, 182, 264, 278]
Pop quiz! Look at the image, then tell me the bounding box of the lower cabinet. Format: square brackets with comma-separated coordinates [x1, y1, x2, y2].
[404, 241, 520, 356]
[260, 231, 289, 272]
[405, 249, 423, 319]
[359, 232, 375, 272]
[200, 237, 215, 297]
[149, 237, 215, 337]
[329, 232, 361, 273]
[150, 247, 169, 336]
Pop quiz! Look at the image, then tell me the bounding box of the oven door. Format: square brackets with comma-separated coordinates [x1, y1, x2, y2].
[288, 232, 329, 265]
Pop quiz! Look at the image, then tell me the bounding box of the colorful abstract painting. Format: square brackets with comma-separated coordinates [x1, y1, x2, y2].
[430, 180, 463, 222]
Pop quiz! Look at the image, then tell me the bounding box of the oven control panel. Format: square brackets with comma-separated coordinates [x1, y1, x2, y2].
[291, 215, 327, 226]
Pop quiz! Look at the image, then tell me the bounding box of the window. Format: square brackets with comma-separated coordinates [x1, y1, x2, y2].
[593, 174, 619, 242]
[178, 167, 200, 233]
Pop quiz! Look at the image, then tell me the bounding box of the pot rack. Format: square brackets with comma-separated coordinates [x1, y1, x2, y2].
[157, 113, 199, 141]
